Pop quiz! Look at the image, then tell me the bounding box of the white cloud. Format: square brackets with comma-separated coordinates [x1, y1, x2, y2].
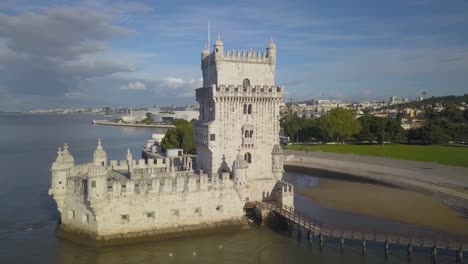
[163, 77, 185, 89]
[120, 81, 146, 90]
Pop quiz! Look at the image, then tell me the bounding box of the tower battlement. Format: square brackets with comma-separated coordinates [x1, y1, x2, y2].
[196, 84, 284, 101]
[202, 48, 274, 65]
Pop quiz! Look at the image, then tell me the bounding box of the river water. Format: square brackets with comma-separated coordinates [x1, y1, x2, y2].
[0, 113, 459, 263]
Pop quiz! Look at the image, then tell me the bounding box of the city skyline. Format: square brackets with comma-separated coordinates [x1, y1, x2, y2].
[1, 0, 468, 111]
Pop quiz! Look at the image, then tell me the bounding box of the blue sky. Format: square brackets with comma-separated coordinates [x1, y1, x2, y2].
[0, 0, 467, 110]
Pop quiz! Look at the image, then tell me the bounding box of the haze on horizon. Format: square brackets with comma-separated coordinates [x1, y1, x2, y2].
[0, 0, 467, 111]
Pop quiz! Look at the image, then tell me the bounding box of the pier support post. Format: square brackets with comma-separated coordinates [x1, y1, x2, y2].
[407, 241, 412, 257]
[297, 227, 301, 240]
[384, 240, 389, 257]
[319, 234, 324, 250]
[431, 246, 437, 258]
[456, 248, 463, 263]
[307, 230, 311, 241]
[340, 236, 344, 253]
[362, 239, 366, 256]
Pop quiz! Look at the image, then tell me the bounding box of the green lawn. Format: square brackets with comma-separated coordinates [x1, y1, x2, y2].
[288, 144, 468, 167]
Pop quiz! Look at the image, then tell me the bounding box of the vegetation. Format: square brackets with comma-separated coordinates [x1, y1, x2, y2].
[288, 144, 468, 167]
[281, 107, 361, 143]
[161, 118, 196, 154]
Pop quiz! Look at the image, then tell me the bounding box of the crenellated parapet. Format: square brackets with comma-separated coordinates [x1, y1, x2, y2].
[273, 181, 294, 207]
[196, 84, 284, 100]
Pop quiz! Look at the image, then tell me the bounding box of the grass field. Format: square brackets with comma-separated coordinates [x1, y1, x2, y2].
[288, 144, 468, 167]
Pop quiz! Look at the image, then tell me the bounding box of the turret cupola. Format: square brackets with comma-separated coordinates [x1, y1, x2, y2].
[232, 152, 248, 169]
[271, 144, 284, 179]
[93, 139, 107, 166]
[214, 34, 224, 57]
[267, 37, 276, 63]
[232, 151, 248, 186]
[61, 143, 75, 168]
[51, 148, 68, 171]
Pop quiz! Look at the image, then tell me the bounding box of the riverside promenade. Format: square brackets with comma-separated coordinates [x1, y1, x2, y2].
[284, 149, 468, 216]
[92, 120, 175, 128]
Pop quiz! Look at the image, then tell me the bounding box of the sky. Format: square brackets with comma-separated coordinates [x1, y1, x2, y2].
[0, 0, 467, 111]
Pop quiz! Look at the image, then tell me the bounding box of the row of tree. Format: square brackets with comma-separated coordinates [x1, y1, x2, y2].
[281, 106, 468, 144]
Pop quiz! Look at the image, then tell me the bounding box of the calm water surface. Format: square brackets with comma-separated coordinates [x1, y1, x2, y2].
[0, 113, 459, 263]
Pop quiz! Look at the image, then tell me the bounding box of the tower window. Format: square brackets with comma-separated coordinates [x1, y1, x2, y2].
[243, 104, 247, 114]
[248, 104, 252, 114]
[216, 48, 219, 52]
[121, 214, 129, 223]
[210, 134, 216, 141]
[91, 181, 96, 187]
[243, 78, 250, 88]
[244, 152, 252, 163]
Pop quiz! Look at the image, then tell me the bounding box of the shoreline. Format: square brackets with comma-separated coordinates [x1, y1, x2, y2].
[296, 178, 468, 238]
[92, 120, 175, 128]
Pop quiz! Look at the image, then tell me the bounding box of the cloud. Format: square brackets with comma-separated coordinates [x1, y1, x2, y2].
[0, 6, 133, 96]
[120, 81, 146, 90]
[162, 77, 185, 89]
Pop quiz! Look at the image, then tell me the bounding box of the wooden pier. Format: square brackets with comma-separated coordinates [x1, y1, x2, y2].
[253, 201, 467, 260]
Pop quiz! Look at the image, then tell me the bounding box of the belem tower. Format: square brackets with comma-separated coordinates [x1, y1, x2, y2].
[49, 36, 294, 241]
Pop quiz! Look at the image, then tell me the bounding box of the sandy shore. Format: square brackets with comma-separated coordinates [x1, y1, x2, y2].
[296, 179, 468, 237]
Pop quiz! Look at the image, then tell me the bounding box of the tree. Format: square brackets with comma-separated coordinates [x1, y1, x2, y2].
[440, 105, 464, 123]
[421, 124, 451, 144]
[161, 119, 196, 154]
[318, 108, 361, 143]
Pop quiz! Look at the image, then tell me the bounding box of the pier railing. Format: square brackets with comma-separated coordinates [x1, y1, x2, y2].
[254, 201, 467, 258]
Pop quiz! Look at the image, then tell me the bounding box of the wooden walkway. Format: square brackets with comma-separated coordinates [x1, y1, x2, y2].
[254, 201, 467, 259]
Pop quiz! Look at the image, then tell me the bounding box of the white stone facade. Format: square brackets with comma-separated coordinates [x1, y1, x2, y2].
[49, 37, 293, 240]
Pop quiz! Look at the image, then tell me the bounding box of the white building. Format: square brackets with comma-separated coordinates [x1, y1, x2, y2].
[48, 37, 293, 242]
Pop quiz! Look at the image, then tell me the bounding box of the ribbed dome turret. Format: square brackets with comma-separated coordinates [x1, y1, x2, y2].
[272, 144, 283, 154]
[61, 143, 75, 166]
[51, 148, 69, 171]
[267, 37, 276, 49]
[93, 139, 107, 163]
[232, 152, 248, 169]
[88, 164, 107, 177]
[214, 34, 224, 46]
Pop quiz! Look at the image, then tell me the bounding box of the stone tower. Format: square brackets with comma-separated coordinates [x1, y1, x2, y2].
[195, 36, 284, 202]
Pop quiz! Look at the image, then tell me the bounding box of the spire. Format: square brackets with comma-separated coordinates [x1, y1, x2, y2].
[97, 138, 103, 150]
[56, 147, 63, 161]
[214, 34, 223, 46]
[63, 143, 69, 153]
[126, 148, 132, 160]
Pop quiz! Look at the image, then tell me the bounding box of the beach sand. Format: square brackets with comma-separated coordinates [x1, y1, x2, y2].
[296, 179, 468, 237]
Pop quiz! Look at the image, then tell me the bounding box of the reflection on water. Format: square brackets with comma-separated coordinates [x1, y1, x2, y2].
[0, 113, 460, 263]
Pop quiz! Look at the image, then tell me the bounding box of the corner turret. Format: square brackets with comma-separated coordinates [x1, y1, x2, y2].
[49, 147, 69, 211]
[93, 139, 107, 167]
[267, 38, 276, 64]
[232, 151, 248, 185]
[86, 139, 109, 215]
[214, 34, 224, 58]
[61, 143, 75, 168]
[272, 144, 283, 179]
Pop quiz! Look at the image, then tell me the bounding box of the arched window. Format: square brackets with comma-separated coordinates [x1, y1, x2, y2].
[244, 152, 252, 163]
[247, 104, 252, 114]
[249, 130, 253, 138]
[244, 130, 249, 138]
[243, 104, 247, 114]
[243, 78, 250, 88]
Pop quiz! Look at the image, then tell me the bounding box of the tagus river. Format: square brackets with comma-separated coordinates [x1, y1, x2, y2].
[0, 113, 458, 264]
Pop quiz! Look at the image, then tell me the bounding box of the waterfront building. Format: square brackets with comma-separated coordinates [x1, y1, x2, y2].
[48, 37, 294, 241]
